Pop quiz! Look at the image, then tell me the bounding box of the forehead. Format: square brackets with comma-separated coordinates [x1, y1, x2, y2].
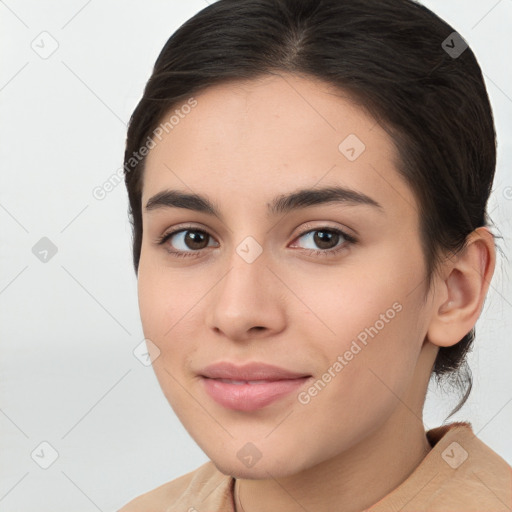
[142, 73, 418, 221]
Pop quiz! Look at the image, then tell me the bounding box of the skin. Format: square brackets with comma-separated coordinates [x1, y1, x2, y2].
[131, 72, 496, 512]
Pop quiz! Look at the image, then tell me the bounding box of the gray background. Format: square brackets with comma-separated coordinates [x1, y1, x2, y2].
[1, 1, 511, 510]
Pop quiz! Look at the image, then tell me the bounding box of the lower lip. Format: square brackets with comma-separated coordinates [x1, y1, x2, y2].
[201, 377, 311, 411]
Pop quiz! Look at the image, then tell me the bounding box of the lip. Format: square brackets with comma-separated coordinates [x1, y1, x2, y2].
[199, 361, 312, 411]
[200, 361, 310, 380]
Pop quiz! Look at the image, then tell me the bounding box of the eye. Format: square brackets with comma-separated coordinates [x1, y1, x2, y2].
[156, 224, 357, 259]
[290, 226, 357, 257]
[156, 226, 218, 258]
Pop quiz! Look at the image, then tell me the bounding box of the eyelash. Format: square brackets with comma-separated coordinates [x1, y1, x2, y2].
[155, 224, 357, 259]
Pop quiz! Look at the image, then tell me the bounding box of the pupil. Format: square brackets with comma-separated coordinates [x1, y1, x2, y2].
[314, 230, 337, 249]
[187, 231, 207, 249]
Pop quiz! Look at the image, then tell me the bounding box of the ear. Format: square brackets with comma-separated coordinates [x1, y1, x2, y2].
[426, 226, 496, 348]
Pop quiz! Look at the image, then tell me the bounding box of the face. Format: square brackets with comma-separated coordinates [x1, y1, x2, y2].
[137, 73, 437, 478]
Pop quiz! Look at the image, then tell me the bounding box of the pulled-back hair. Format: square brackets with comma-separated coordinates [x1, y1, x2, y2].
[124, 0, 500, 418]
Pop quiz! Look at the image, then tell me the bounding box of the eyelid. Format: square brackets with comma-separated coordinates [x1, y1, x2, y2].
[154, 222, 217, 249]
[289, 224, 357, 254]
[292, 221, 356, 241]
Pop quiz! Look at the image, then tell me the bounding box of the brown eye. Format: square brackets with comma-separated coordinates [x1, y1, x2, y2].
[159, 228, 218, 255]
[294, 228, 349, 251]
[181, 230, 210, 250]
[312, 230, 340, 250]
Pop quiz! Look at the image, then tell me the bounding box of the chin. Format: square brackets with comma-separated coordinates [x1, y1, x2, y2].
[207, 446, 310, 480]
[211, 458, 287, 480]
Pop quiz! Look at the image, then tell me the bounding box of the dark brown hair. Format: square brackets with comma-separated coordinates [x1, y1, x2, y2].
[124, 0, 501, 418]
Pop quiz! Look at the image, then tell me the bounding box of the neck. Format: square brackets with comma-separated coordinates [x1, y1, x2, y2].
[234, 409, 433, 512]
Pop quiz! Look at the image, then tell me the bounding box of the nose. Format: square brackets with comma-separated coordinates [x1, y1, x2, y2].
[205, 243, 287, 342]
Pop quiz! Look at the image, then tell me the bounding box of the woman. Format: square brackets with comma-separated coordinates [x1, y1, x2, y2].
[119, 0, 511, 510]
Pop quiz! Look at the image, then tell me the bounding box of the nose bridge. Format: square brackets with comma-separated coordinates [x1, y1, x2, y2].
[208, 229, 278, 327]
[220, 202, 271, 270]
[221, 232, 268, 297]
[210, 203, 284, 301]
[233, 233, 265, 267]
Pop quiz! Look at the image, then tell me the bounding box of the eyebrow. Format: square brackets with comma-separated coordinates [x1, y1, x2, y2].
[144, 186, 383, 219]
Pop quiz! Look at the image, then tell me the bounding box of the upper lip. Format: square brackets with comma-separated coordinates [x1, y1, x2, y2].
[200, 361, 310, 381]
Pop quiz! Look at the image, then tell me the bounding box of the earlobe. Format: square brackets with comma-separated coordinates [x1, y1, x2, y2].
[426, 227, 496, 348]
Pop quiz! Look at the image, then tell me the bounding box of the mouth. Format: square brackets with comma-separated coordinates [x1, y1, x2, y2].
[199, 361, 312, 411]
[214, 379, 285, 385]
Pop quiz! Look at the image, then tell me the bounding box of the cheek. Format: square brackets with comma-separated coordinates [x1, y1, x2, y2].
[137, 264, 203, 371]
[137, 271, 169, 339]
[305, 251, 425, 376]
[298, 266, 404, 338]
[137, 255, 192, 335]
[136, 265, 187, 356]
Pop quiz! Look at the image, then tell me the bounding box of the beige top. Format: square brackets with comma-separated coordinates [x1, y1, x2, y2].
[119, 421, 512, 511]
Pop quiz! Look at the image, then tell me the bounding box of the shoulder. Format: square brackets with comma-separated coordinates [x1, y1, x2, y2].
[435, 422, 512, 509]
[370, 421, 512, 511]
[117, 460, 234, 512]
